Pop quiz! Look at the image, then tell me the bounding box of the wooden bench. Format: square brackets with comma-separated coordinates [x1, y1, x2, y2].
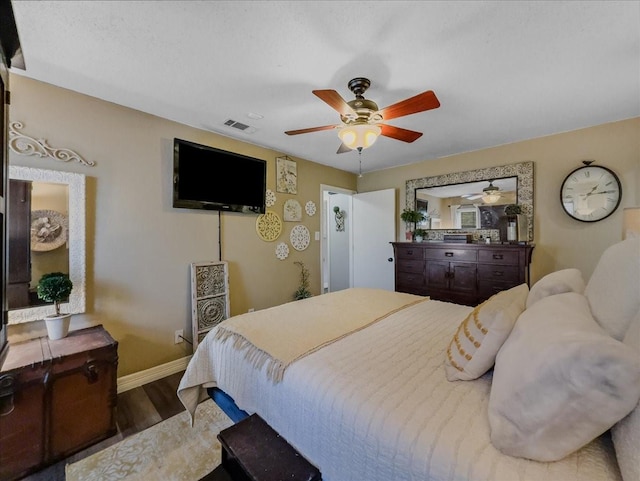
[201, 413, 321, 481]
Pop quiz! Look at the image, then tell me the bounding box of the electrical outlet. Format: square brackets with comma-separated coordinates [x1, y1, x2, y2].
[174, 329, 184, 344]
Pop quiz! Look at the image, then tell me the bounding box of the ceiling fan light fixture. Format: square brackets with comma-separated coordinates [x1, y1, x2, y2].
[482, 181, 501, 204]
[338, 123, 381, 151]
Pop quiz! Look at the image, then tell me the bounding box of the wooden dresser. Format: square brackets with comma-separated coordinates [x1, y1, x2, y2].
[392, 242, 534, 306]
[0, 325, 118, 481]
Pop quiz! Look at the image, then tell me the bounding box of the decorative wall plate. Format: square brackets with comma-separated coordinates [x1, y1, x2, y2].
[284, 199, 302, 222]
[31, 209, 68, 251]
[305, 200, 316, 216]
[265, 189, 276, 207]
[290, 224, 310, 251]
[256, 210, 282, 241]
[275, 242, 289, 260]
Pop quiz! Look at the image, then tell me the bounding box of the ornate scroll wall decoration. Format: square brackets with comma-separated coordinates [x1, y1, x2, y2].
[9, 121, 95, 166]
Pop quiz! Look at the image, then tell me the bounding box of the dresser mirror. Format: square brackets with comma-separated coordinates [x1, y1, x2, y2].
[405, 161, 534, 241]
[7, 166, 86, 324]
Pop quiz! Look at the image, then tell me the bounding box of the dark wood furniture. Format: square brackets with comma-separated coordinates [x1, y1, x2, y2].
[392, 242, 534, 306]
[0, 325, 118, 481]
[1, 0, 23, 378]
[200, 465, 234, 481]
[7, 178, 32, 309]
[213, 413, 321, 481]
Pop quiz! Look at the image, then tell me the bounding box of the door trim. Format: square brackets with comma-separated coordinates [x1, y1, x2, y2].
[320, 184, 356, 294]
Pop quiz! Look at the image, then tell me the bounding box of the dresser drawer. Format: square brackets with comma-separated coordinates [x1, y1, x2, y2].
[478, 249, 520, 265]
[396, 259, 424, 274]
[395, 246, 424, 260]
[397, 271, 425, 286]
[477, 264, 520, 282]
[478, 279, 523, 300]
[423, 248, 477, 262]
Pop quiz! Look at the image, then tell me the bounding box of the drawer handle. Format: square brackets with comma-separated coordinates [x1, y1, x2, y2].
[493, 271, 504, 276]
[445, 252, 454, 257]
[407, 250, 413, 255]
[0, 375, 16, 417]
[493, 254, 504, 259]
[84, 362, 99, 384]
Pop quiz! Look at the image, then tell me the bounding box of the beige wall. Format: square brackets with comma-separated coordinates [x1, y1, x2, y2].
[358, 117, 640, 284]
[7, 75, 356, 376]
[7, 74, 638, 377]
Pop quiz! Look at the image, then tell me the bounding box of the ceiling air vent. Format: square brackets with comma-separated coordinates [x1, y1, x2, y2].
[223, 119, 257, 134]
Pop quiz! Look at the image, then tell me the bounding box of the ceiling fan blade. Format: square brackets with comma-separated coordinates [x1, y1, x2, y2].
[313, 89, 357, 118]
[379, 124, 423, 143]
[336, 142, 352, 154]
[377, 90, 440, 121]
[285, 124, 337, 136]
[463, 194, 484, 200]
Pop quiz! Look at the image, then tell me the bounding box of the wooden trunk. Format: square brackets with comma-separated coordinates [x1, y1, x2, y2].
[0, 325, 118, 480]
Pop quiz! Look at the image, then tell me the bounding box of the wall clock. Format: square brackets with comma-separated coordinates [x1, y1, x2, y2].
[560, 161, 622, 222]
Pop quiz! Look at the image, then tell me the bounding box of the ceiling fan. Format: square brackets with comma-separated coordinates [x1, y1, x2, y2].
[284, 77, 440, 153]
[462, 180, 502, 204]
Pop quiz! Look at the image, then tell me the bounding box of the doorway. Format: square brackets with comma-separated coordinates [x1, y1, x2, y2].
[320, 185, 396, 294]
[320, 185, 355, 294]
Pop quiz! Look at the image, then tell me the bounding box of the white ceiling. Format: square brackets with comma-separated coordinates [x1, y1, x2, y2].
[8, 1, 640, 175]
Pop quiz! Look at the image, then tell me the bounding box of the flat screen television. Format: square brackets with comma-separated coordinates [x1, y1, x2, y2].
[173, 138, 266, 213]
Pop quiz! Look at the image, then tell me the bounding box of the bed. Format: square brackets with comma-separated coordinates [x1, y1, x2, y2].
[177, 238, 640, 481]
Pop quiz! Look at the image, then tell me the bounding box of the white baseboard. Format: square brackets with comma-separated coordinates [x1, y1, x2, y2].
[117, 355, 192, 393]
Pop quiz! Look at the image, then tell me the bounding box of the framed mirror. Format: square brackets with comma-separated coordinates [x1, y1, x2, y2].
[405, 161, 534, 241]
[7, 166, 86, 324]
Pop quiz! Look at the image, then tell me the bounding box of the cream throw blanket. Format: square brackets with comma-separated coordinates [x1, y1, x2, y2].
[214, 288, 427, 382]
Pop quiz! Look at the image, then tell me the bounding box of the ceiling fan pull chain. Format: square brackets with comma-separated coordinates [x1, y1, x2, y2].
[358, 151, 363, 178]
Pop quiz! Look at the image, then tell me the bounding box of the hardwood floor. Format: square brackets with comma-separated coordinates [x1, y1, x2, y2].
[20, 370, 193, 481]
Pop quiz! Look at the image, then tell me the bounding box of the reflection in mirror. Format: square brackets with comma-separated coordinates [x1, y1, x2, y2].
[8, 179, 69, 309]
[406, 161, 534, 241]
[415, 178, 517, 229]
[8, 166, 86, 324]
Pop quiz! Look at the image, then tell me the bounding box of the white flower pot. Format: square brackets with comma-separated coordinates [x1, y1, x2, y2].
[45, 314, 71, 340]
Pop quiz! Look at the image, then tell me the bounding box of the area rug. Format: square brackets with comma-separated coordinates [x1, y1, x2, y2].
[66, 399, 233, 481]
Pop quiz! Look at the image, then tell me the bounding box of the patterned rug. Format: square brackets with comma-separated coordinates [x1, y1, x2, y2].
[66, 399, 233, 481]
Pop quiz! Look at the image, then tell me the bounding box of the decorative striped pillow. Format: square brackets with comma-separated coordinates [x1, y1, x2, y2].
[444, 283, 528, 381]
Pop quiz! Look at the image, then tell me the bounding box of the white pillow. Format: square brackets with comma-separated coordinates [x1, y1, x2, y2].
[444, 284, 528, 381]
[489, 292, 640, 462]
[584, 238, 640, 340]
[612, 308, 640, 481]
[526, 268, 585, 309]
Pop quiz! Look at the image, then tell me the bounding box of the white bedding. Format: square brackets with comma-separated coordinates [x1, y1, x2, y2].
[177, 297, 622, 481]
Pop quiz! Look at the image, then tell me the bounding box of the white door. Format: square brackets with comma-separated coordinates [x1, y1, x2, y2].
[352, 189, 396, 290]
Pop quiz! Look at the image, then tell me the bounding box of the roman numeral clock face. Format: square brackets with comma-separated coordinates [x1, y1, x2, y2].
[560, 164, 622, 222]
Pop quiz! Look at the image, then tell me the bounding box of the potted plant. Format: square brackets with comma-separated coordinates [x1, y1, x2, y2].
[400, 209, 426, 239]
[293, 261, 312, 300]
[502, 204, 527, 242]
[504, 204, 522, 216]
[413, 228, 427, 242]
[36, 272, 73, 340]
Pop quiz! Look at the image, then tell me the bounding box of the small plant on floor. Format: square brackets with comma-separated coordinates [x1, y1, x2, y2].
[293, 261, 312, 300]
